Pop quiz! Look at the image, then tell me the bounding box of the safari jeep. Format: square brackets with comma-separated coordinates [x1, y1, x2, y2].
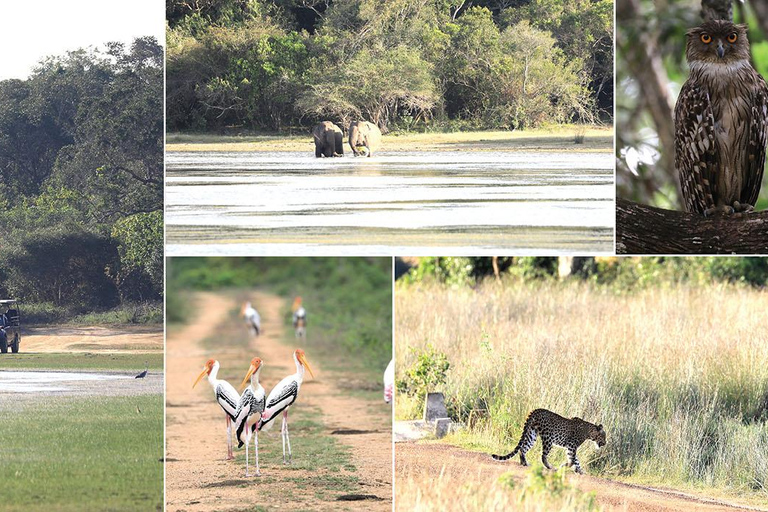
[0, 299, 21, 353]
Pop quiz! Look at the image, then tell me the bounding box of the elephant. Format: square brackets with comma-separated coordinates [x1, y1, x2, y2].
[348, 121, 382, 157]
[312, 121, 344, 157]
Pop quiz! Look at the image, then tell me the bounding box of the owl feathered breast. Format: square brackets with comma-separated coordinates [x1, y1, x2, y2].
[675, 20, 768, 215]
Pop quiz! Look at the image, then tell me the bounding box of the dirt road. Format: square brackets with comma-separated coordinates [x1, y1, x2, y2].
[21, 325, 162, 353]
[396, 443, 768, 512]
[166, 291, 392, 511]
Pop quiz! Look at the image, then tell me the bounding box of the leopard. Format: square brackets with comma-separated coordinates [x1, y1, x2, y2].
[491, 408, 606, 474]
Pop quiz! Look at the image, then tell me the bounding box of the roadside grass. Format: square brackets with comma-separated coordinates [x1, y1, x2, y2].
[0, 352, 163, 371]
[397, 462, 599, 512]
[0, 394, 163, 512]
[166, 126, 612, 153]
[395, 280, 768, 503]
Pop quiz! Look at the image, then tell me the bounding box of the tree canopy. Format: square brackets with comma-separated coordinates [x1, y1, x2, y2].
[166, 0, 613, 132]
[0, 37, 163, 313]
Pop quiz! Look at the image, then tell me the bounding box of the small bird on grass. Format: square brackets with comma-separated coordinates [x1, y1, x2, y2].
[135, 361, 149, 379]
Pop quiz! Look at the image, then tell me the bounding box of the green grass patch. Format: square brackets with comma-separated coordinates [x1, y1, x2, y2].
[0, 352, 163, 371]
[0, 394, 163, 512]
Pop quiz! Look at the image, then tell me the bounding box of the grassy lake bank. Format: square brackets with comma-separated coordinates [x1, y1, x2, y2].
[166, 126, 612, 153]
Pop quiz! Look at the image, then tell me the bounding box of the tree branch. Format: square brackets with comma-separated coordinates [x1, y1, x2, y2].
[617, 198, 768, 254]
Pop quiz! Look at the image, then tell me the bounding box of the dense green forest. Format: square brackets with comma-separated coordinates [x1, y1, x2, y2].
[166, 0, 613, 133]
[0, 37, 163, 321]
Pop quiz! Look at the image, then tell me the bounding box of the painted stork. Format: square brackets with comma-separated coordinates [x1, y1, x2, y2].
[135, 361, 149, 379]
[384, 359, 394, 403]
[291, 297, 307, 339]
[242, 302, 261, 337]
[193, 359, 240, 460]
[233, 357, 266, 477]
[257, 348, 315, 464]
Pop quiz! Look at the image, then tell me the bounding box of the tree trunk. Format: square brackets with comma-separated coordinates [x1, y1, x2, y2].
[616, 198, 768, 254]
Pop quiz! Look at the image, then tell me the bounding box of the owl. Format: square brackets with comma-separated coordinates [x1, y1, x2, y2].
[675, 20, 768, 215]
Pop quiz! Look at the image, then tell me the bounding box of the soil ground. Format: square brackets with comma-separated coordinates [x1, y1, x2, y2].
[396, 442, 768, 512]
[20, 325, 162, 353]
[166, 291, 392, 511]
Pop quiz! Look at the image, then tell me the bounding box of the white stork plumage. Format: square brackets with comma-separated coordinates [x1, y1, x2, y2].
[291, 297, 306, 339]
[384, 359, 394, 403]
[233, 357, 266, 477]
[193, 359, 240, 460]
[257, 348, 315, 464]
[242, 302, 261, 337]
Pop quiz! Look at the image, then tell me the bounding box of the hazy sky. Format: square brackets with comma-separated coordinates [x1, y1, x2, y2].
[0, 1, 165, 80]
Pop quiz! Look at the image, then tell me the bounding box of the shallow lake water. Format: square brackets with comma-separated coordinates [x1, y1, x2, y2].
[166, 150, 614, 255]
[0, 371, 162, 396]
[0, 371, 129, 393]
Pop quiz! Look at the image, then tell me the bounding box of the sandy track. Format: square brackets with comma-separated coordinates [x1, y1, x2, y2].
[166, 291, 392, 511]
[396, 443, 767, 512]
[21, 325, 163, 353]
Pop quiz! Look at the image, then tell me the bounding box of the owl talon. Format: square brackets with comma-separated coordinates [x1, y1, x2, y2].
[732, 201, 754, 213]
[703, 205, 735, 217]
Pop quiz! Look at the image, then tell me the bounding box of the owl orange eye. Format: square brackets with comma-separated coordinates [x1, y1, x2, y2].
[701, 34, 712, 43]
[727, 33, 738, 43]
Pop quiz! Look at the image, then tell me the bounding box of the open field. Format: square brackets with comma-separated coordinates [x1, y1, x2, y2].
[0, 324, 165, 511]
[395, 280, 768, 509]
[0, 394, 163, 512]
[0, 352, 163, 371]
[166, 291, 392, 511]
[167, 127, 612, 153]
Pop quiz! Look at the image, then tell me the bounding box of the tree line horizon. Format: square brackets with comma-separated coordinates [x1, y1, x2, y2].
[166, 0, 613, 134]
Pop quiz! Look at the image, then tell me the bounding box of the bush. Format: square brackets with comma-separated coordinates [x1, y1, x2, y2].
[397, 344, 450, 399]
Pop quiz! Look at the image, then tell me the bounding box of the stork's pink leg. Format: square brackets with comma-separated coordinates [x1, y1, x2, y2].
[281, 412, 287, 464]
[284, 409, 292, 464]
[254, 429, 261, 477]
[226, 415, 235, 460]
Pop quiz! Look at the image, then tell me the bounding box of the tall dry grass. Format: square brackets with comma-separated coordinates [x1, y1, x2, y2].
[396, 280, 768, 499]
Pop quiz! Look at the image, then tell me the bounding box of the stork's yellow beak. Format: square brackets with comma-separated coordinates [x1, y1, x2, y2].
[240, 364, 257, 390]
[193, 368, 208, 388]
[299, 353, 315, 379]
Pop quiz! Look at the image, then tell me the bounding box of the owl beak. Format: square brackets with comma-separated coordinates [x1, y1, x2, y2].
[717, 43, 725, 59]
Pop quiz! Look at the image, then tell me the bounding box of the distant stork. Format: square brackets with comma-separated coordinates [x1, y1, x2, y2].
[257, 349, 315, 464]
[193, 359, 241, 460]
[292, 297, 306, 339]
[243, 302, 261, 337]
[135, 362, 148, 379]
[384, 359, 394, 403]
[234, 357, 266, 477]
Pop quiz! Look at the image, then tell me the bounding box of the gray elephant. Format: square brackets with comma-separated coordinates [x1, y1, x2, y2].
[312, 121, 344, 157]
[348, 121, 382, 157]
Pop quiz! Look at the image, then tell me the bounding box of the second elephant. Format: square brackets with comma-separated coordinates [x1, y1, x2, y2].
[348, 121, 382, 157]
[313, 121, 344, 157]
